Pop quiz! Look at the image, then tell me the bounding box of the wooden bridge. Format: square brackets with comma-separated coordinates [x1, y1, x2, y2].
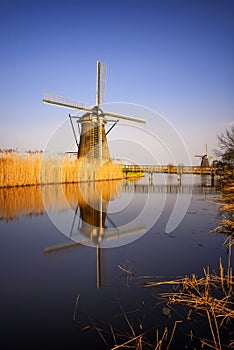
[121, 164, 232, 177]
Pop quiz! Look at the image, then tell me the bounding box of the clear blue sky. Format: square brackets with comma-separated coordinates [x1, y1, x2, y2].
[0, 0, 233, 164]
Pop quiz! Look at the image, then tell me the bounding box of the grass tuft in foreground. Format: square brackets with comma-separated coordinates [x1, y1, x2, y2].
[145, 257, 234, 349]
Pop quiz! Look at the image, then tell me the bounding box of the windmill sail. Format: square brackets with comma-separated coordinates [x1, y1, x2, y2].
[104, 111, 145, 124]
[43, 92, 92, 112]
[96, 61, 107, 107]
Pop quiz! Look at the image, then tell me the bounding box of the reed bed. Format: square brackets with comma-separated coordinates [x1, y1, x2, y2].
[0, 150, 125, 188]
[0, 150, 42, 187]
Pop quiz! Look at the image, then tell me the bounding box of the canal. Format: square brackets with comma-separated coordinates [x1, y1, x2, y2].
[0, 174, 231, 349]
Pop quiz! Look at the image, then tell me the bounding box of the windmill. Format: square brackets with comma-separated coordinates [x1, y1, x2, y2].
[194, 144, 213, 167]
[43, 61, 146, 164]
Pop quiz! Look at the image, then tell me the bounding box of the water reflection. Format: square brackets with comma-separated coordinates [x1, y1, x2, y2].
[0, 177, 218, 250]
[61, 181, 144, 288]
[0, 181, 121, 222]
[0, 181, 146, 245]
[64, 181, 120, 243]
[0, 178, 217, 223]
[0, 178, 218, 290]
[0, 186, 45, 221]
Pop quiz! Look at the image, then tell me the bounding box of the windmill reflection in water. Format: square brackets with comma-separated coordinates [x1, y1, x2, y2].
[44, 180, 145, 288]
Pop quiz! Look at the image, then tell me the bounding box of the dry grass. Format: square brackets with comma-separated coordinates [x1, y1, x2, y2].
[108, 320, 183, 350]
[0, 150, 42, 187]
[144, 258, 234, 349]
[211, 180, 234, 246]
[80, 298, 183, 350]
[0, 150, 126, 188]
[107, 321, 181, 350]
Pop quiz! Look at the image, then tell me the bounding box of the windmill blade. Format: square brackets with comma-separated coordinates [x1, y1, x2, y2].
[104, 111, 146, 124]
[43, 92, 93, 112]
[105, 119, 121, 123]
[96, 61, 107, 107]
[103, 226, 145, 241]
[44, 241, 82, 253]
[194, 155, 203, 157]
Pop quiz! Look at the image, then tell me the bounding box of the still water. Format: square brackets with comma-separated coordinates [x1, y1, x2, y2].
[0, 174, 231, 349]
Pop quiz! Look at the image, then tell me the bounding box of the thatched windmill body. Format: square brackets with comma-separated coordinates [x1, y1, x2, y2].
[43, 61, 145, 163]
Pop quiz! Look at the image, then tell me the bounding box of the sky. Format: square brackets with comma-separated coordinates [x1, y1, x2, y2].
[0, 0, 233, 164]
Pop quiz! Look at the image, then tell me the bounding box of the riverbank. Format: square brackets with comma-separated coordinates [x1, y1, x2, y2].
[213, 179, 234, 245]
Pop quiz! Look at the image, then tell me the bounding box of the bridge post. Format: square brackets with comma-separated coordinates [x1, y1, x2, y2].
[210, 167, 214, 186]
[149, 172, 153, 185]
[177, 166, 183, 183]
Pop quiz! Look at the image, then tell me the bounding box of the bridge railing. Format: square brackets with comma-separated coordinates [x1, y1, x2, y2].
[121, 164, 231, 176]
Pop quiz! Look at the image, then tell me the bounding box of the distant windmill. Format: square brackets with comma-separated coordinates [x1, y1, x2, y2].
[194, 144, 213, 167]
[43, 61, 146, 164]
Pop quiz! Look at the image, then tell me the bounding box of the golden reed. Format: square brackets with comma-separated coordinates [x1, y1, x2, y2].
[0, 151, 124, 188]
